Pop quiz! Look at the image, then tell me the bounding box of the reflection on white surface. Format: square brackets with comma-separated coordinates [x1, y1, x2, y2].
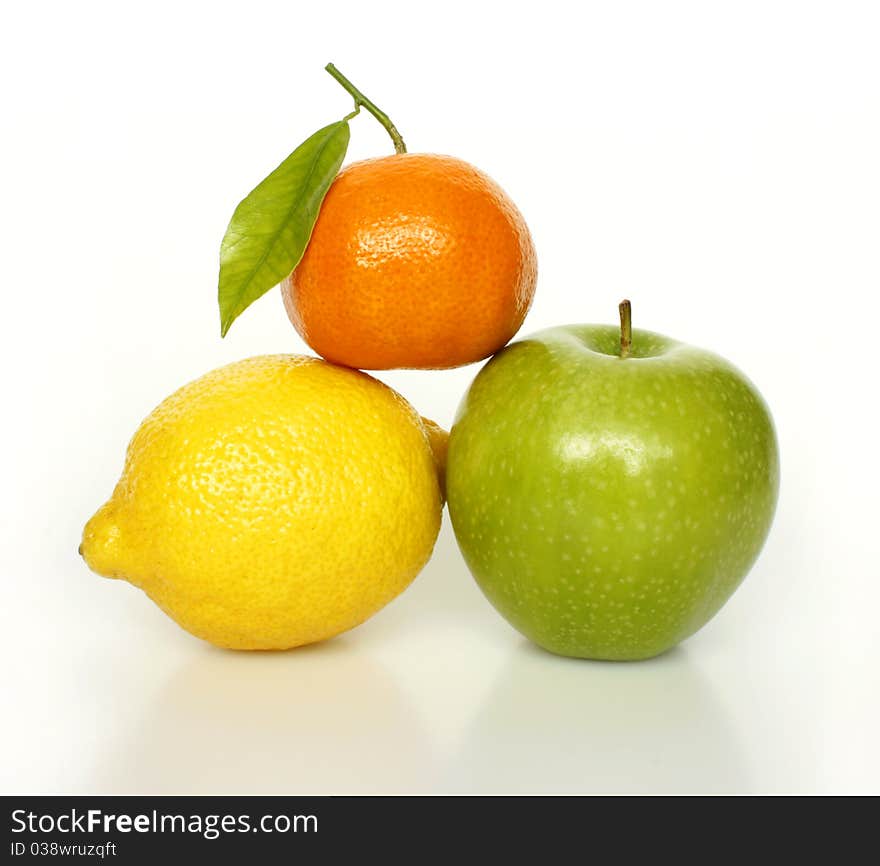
[441, 642, 746, 794]
[87, 639, 747, 795]
[91, 633, 747, 794]
[93, 640, 434, 795]
[70, 522, 777, 795]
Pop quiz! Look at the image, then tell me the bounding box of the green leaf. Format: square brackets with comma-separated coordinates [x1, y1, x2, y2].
[218, 120, 350, 336]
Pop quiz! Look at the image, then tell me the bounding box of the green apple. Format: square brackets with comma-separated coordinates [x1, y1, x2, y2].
[447, 302, 779, 661]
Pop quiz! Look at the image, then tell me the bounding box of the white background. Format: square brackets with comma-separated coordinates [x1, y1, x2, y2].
[2, 1, 878, 795]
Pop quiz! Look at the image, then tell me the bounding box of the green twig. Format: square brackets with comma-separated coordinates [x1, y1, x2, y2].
[325, 63, 407, 154]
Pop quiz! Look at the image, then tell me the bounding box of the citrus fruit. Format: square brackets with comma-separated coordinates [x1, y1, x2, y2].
[420, 416, 449, 499]
[280, 153, 537, 370]
[80, 355, 445, 650]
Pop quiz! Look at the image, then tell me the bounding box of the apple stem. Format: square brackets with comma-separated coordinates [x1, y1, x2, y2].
[619, 299, 632, 359]
[325, 63, 407, 154]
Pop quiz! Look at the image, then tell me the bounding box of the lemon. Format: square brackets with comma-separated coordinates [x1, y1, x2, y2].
[81, 354, 445, 650]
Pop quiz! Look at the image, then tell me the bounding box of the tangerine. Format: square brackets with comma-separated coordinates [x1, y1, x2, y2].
[281, 153, 537, 370]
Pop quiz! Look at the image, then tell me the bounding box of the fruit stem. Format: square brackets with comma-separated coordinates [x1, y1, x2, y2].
[325, 63, 407, 154]
[619, 299, 632, 358]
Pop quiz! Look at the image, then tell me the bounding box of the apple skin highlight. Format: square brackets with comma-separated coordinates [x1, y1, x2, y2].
[446, 323, 780, 661]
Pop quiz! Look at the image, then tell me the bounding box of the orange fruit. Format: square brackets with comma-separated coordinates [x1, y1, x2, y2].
[280, 153, 537, 370]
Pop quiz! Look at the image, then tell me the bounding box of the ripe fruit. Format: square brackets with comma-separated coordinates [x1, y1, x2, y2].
[446, 304, 780, 661]
[420, 416, 449, 499]
[80, 355, 445, 650]
[280, 153, 537, 370]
